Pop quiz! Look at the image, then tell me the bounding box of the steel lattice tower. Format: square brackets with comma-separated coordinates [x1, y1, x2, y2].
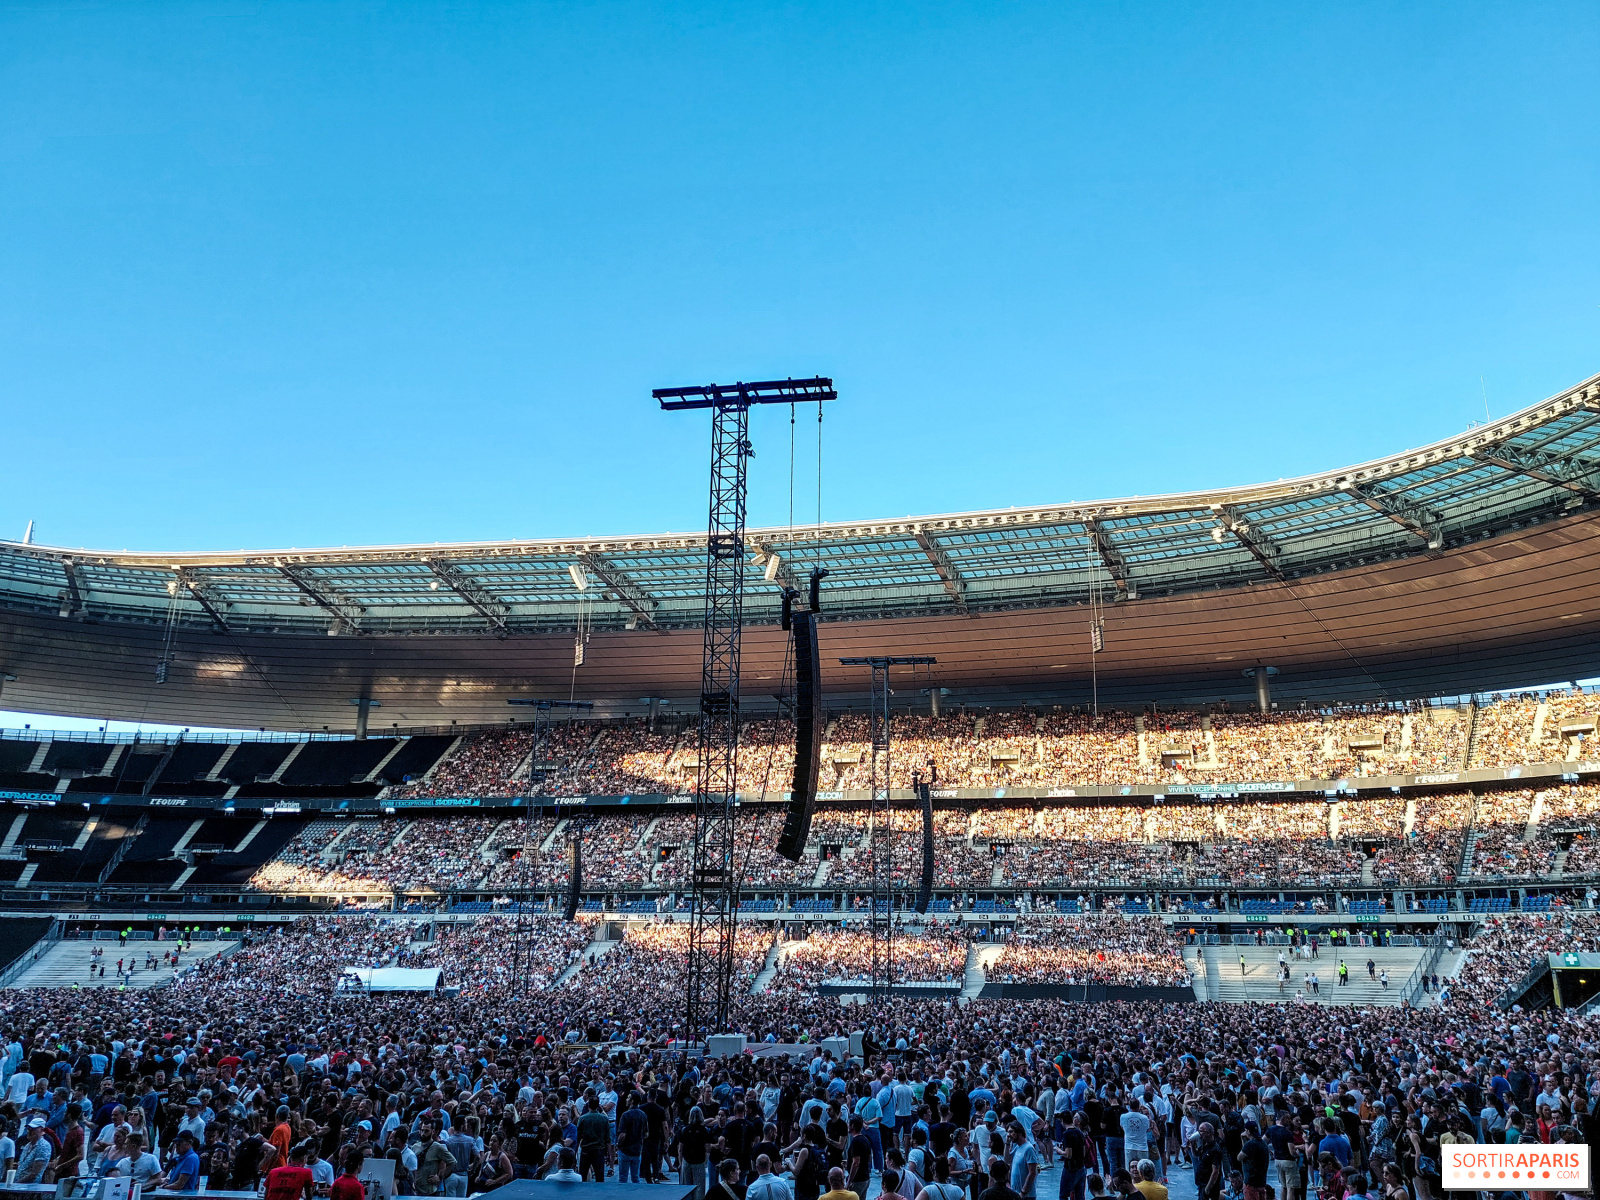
[506, 697, 591, 993]
[658, 377, 836, 1041]
[839, 654, 934, 1002]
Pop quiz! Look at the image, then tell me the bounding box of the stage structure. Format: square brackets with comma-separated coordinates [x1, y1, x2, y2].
[505, 697, 592, 992]
[658, 377, 837, 1040]
[838, 654, 936, 1000]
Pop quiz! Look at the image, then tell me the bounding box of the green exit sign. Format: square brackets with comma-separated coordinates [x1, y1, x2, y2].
[1355, 914, 1380, 923]
[1245, 915, 1270, 923]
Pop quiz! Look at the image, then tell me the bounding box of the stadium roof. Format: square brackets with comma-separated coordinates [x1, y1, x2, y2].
[3, 370, 1600, 728]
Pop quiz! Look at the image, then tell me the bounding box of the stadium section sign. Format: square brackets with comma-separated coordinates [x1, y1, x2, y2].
[1442, 1145, 1587, 1190]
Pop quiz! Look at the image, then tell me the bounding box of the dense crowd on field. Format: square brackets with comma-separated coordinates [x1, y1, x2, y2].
[242, 780, 1600, 900]
[0, 908, 1593, 1200]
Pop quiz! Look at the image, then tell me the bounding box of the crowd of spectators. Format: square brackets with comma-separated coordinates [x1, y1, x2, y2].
[983, 916, 1190, 987]
[368, 694, 1592, 803]
[416, 916, 598, 993]
[562, 921, 773, 1004]
[243, 782, 1600, 897]
[1472, 687, 1600, 768]
[0, 906, 1596, 1200]
[765, 923, 970, 993]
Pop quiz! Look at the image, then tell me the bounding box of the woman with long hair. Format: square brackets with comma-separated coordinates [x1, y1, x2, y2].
[674, 1105, 711, 1200]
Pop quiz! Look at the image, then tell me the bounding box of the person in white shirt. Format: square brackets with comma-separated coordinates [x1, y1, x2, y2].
[5, 1070, 34, 1107]
[177, 1099, 208, 1144]
[746, 1155, 793, 1200]
[972, 1111, 999, 1171]
[761, 1082, 783, 1124]
[1010, 1102, 1041, 1146]
[547, 1148, 582, 1182]
[1120, 1105, 1152, 1171]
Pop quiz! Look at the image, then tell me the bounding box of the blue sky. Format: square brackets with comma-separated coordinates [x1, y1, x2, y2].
[1, 2, 1598, 556]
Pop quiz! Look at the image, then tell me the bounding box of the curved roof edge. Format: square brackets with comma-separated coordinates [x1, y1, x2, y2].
[8, 369, 1599, 563]
[0, 370, 1597, 636]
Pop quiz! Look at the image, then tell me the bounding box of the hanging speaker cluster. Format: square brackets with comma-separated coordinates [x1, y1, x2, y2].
[563, 831, 583, 922]
[776, 571, 828, 861]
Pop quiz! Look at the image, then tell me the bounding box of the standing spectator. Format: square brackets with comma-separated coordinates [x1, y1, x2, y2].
[15, 1118, 52, 1184]
[617, 1095, 647, 1184]
[748, 1154, 794, 1200]
[577, 1089, 612, 1182]
[265, 1145, 315, 1200]
[1007, 1121, 1041, 1200]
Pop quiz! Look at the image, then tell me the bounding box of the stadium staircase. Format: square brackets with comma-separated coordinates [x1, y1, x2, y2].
[811, 858, 832, 888]
[751, 942, 787, 994]
[961, 944, 1004, 1000]
[1459, 824, 1482, 879]
[1360, 857, 1376, 886]
[0, 814, 26, 856]
[11, 938, 234, 989]
[97, 814, 147, 885]
[1525, 792, 1547, 843]
[1193, 945, 1430, 1007]
[1550, 849, 1570, 879]
[555, 925, 620, 986]
[1463, 702, 1482, 769]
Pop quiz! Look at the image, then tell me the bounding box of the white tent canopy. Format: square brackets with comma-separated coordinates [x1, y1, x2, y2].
[338, 967, 442, 992]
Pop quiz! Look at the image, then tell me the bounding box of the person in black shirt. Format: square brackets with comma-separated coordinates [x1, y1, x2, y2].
[979, 1158, 1022, 1200]
[751, 1124, 781, 1177]
[825, 1104, 848, 1170]
[674, 1107, 713, 1198]
[618, 1095, 648, 1184]
[1337, 1098, 1364, 1165]
[643, 1090, 670, 1183]
[711, 1157, 747, 1200]
[931, 1106, 959, 1159]
[790, 1124, 828, 1200]
[514, 1108, 545, 1179]
[1237, 1124, 1270, 1200]
[1192, 1124, 1224, 1200]
[951, 1085, 972, 1132]
[846, 1116, 873, 1200]
[1059, 1122, 1090, 1200]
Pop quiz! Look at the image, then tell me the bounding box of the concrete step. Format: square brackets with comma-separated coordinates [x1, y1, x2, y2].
[962, 944, 1004, 999]
[751, 942, 786, 994]
[10, 939, 233, 990]
[555, 935, 618, 986]
[1200, 945, 1427, 1007]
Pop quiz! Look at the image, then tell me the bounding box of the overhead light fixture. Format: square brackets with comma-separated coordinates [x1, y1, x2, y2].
[569, 564, 589, 591]
[764, 554, 782, 582]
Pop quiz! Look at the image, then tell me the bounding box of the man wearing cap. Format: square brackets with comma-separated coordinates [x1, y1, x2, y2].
[15, 1118, 52, 1184]
[178, 1098, 208, 1144]
[163, 1131, 202, 1193]
[975, 1110, 1001, 1175]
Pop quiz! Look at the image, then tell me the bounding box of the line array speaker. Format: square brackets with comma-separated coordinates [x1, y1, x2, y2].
[914, 778, 935, 913]
[564, 832, 583, 922]
[776, 608, 823, 861]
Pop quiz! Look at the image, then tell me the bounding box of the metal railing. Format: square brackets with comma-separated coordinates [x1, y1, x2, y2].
[0, 918, 63, 988]
[1401, 936, 1449, 1006]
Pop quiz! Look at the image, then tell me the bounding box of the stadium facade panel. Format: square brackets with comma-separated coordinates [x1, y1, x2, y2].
[1, 371, 1599, 728]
